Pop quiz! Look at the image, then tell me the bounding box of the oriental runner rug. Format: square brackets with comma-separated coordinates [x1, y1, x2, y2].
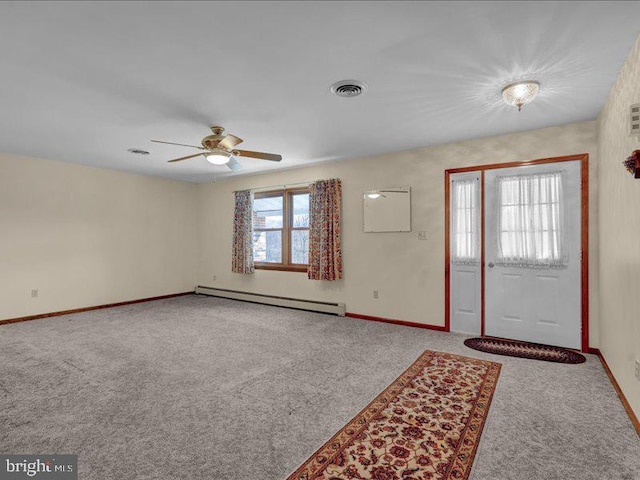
[287, 350, 501, 480]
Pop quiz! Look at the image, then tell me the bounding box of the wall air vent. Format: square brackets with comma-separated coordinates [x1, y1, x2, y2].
[631, 104, 640, 137]
[331, 80, 367, 98]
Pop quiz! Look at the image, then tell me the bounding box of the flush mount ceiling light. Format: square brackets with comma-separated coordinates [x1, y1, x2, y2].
[205, 149, 231, 165]
[502, 80, 540, 111]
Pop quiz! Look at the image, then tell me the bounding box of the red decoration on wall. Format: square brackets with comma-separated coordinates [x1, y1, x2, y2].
[623, 150, 640, 178]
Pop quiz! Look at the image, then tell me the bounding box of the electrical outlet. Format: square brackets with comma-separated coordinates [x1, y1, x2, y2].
[31, 289, 38, 298]
[373, 290, 379, 299]
[418, 231, 427, 240]
[635, 360, 640, 380]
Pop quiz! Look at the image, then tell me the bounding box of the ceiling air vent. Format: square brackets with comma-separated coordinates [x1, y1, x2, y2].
[331, 80, 367, 98]
[127, 148, 150, 155]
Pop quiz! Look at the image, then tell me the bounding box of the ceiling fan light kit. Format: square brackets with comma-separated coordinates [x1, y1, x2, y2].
[151, 126, 282, 171]
[205, 150, 231, 165]
[502, 80, 540, 111]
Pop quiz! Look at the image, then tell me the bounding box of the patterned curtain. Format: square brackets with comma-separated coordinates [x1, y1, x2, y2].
[308, 179, 343, 281]
[232, 190, 255, 274]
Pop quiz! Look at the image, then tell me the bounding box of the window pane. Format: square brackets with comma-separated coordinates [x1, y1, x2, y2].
[253, 195, 283, 228]
[252, 230, 282, 263]
[291, 230, 309, 264]
[292, 193, 309, 227]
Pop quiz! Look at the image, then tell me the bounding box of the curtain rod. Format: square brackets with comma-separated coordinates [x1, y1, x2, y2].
[234, 180, 312, 193]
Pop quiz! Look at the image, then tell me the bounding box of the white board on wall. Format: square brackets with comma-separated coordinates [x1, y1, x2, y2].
[363, 187, 411, 232]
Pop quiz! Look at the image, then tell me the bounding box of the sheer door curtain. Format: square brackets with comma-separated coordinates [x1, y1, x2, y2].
[496, 171, 566, 268]
[451, 178, 480, 265]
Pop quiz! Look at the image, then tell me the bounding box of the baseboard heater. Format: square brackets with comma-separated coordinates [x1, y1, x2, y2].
[195, 285, 346, 316]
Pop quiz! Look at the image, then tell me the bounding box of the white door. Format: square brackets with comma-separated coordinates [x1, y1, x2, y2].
[450, 172, 481, 335]
[484, 161, 582, 349]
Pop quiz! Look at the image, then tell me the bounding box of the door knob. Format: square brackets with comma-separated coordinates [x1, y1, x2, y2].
[488, 261, 495, 268]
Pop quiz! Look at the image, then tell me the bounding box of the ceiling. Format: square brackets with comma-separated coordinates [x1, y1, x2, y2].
[1, 1, 639, 183]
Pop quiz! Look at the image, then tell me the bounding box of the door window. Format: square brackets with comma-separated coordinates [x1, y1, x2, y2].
[496, 171, 566, 268]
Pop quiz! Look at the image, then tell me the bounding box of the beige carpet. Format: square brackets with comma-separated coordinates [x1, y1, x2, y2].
[0, 294, 638, 479]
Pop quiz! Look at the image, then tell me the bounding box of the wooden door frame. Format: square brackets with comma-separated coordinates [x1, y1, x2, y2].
[444, 153, 589, 352]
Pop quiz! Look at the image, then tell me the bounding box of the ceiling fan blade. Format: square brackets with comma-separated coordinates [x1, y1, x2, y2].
[167, 153, 204, 163]
[151, 140, 205, 150]
[226, 157, 243, 172]
[218, 134, 243, 150]
[235, 150, 282, 162]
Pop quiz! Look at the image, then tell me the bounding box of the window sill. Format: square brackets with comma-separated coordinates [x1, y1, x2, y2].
[255, 264, 308, 273]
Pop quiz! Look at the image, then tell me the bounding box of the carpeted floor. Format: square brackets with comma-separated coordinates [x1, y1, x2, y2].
[0, 295, 638, 480]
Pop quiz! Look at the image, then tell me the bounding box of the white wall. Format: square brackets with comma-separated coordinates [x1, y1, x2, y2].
[597, 34, 640, 417]
[0, 153, 198, 320]
[197, 121, 600, 346]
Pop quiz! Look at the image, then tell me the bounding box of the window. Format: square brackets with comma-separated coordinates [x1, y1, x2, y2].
[451, 178, 480, 264]
[252, 188, 309, 271]
[497, 171, 566, 268]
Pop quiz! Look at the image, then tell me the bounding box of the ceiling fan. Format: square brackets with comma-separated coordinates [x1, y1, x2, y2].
[151, 126, 282, 171]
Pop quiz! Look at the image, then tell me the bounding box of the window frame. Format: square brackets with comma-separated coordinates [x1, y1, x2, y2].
[253, 187, 310, 272]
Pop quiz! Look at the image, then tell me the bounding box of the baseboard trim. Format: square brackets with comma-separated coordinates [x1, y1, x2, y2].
[345, 313, 448, 332]
[0, 291, 194, 326]
[595, 350, 640, 437]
